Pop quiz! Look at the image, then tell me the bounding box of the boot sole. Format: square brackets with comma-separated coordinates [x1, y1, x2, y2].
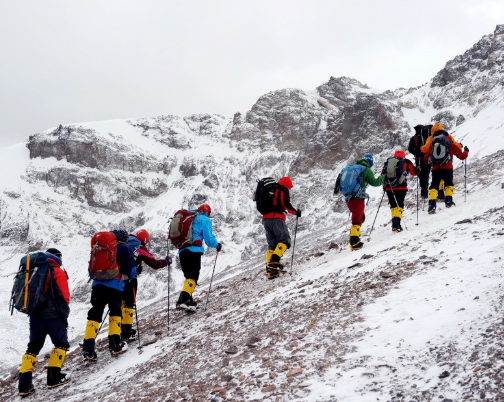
[47, 378, 71, 389]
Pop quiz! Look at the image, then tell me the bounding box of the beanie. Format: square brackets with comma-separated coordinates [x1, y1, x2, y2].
[46, 248, 62, 258]
[394, 150, 406, 158]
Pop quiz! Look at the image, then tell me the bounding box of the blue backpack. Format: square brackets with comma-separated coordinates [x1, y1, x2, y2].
[338, 164, 367, 200]
[10, 252, 52, 316]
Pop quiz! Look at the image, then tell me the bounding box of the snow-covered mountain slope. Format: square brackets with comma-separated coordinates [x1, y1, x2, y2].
[0, 23, 503, 402]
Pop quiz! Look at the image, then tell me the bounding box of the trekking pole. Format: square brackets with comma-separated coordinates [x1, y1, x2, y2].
[464, 160, 467, 202]
[416, 176, 419, 226]
[166, 230, 170, 335]
[389, 187, 408, 231]
[97, 309, 110, 337]
[289, 216, 299, 276]
[205, 251, 219, 311]
[369, 191, 385, 235]
[132, 287, 142, 349]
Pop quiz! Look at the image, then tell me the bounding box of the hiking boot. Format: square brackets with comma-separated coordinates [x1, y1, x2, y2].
[82, 350, 97, 361]
[47, 367, 71, 389]
[19, 372, 35, 397]
[428, 200, 436, 214]
[437, 190, 445, 201]
[445, 196, 455, 208]
[349, 235, 363, 251]
[110, 341, 128, 356]
[18, 385, 35, 397]
[176, 297, 198, 312]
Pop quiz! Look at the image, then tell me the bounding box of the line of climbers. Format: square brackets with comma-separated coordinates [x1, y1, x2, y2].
[11, 122, 469, 397]
[335, 122, 469, 250]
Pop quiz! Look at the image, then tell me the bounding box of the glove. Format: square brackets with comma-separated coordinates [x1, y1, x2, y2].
[296, 209, 302, 218]
[414, 166, 421, 175]
[165, 255, 172, 265]
[216, 243, 222, 252]
[464, 146, 469, 152]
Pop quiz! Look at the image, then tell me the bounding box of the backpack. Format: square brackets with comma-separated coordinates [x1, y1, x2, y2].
[383, 157, 405, 187]
[253, 177, 278, 214]
[10, 252, 52, 315]
[338, 164, 367, 200]
[88, 231, 121, 280]
[429, 132, 452, 165]
[168, 210, 203, 249]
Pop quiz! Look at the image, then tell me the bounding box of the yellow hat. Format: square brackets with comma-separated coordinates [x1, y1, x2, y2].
[431, 123, 444, 133]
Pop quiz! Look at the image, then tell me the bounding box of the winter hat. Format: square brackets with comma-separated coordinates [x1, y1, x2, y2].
[278, 176, 293, 189]
[46, 248, 62, 258]
[394, 149, 406, 158]
[363, 153, 374, 168]
[431, 123, 444, 134]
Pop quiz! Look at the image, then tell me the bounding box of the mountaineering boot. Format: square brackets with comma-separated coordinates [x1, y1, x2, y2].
[109, 316, 128, 356]
[428, 200, 436, 214]
[121, 307, 135, 341]
[82, 320, 99, 361]
[445, 196, 455, 208]
[391, 217, 398, 231]
[349, 224, 363, 250]
[176, 279, 198, 311]
[47, 348, 71, 389]
[266, 243, 288, 279]
[395, 218, 403, 232]
[445, 186, 455, 207]
[18, 353, 37, 397]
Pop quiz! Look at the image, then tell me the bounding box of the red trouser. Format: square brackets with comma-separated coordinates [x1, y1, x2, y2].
[346, 198, 365, 225]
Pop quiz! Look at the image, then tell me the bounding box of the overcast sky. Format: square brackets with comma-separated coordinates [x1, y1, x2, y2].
[1, 1, 503, 147]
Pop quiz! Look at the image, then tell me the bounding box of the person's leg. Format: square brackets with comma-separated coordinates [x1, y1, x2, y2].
[420, 161, 430, 199]
[46, 318, 71, 388]
[108, 288, 126, 354]
[393, 190, 407, 231]
[386, 190, 399, 230]
[428, 171, 442, 213]
[263, 219, 279, 278]
[347, 199, 365, 250]
[268, 219, 291, 271]
[121, 279, 136, 340]
[82, 285, 107, 360]
[19, 318, 47, 395]
[177, 251, 202, 308]
[443, 169, 455, 207]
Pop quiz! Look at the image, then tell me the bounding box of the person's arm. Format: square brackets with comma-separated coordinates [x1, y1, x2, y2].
[405, 159, 418, 176]
[451, 142, 468, 161]
[420, 136, 432, 154]
[363, 168, 384, 187]
[137, 247, 168, 270]
[201, 216, 219, 248]
[53, 266, 70, 304]
[279, 187, 297, 215]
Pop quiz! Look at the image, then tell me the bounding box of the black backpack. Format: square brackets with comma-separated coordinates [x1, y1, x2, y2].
[383, 157, 405, 187]
[253, 177, 278, 214]
[429, 131, 452, 165]
[10, 252, 53, 316]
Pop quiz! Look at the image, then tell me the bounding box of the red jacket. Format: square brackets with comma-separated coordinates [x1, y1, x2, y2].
[39, 255, 70, 320]
[262, 185, 297, 221]
[136, 244, 168, 275]
[423, 140, 468, 170]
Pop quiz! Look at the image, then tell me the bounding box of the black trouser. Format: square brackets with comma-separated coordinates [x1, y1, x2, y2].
[179, 250, 203, 283]
[87, 284, 122, 322]
[386, 189, 407, 209]
[26, 317, 69, 355]
[430, 169, 453, 193]
[122, 279, 138, 309]
[418, 160, 430, 197]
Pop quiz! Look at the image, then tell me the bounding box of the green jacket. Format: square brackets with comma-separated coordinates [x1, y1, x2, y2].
[355, 158, 384, 199]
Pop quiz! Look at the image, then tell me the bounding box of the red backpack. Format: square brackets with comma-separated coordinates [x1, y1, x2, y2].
[168, 210, 203, 249]
[88, 232, 120, 280]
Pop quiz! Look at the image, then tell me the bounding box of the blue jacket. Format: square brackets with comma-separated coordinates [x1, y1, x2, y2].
[92, 230, 137, 291]
[179, 212, 219, 254]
